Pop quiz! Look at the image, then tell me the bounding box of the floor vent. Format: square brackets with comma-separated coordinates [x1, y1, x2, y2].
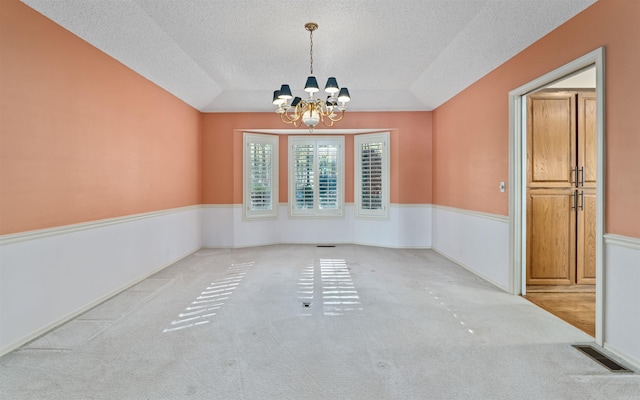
[572, 345, 633, 373]
[317, 245, 336, 247]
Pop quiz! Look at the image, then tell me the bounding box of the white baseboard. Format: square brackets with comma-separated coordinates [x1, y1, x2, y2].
[603, 341, 640, 373]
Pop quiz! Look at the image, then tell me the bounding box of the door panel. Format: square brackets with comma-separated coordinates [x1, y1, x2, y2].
[578, 92, 597, 188]
[526, 189, 576, 285]
[577, 189, 596, 284]
[527, 93, 576, 188]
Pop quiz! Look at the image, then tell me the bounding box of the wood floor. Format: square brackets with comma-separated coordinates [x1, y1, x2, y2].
[523, 290, 596, 337]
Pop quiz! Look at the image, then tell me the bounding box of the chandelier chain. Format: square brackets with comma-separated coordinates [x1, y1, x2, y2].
[309, 29, 313, 75]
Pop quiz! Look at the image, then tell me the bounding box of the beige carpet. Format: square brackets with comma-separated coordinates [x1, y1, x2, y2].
[1, 245, 637, 399]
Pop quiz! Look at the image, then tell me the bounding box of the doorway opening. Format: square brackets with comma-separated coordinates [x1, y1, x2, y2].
[508, 48, 605, 344]
[524, 68, 596, 336]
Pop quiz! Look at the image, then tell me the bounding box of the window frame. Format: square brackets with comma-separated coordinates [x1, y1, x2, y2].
[354, 132, 390, 219]
[288, 136, 345, 217]
[243, 132, 279, 220]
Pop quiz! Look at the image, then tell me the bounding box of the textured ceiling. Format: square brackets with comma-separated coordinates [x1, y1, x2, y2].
[22, 0, 596, 112]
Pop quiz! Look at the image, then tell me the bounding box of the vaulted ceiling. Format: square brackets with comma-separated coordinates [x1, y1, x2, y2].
[22, 0, 596, 112]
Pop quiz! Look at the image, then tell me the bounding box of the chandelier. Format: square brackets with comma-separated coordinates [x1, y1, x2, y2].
[272, 22, 351, 132]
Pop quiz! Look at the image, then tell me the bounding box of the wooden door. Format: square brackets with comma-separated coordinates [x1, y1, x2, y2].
[577, 92, 597, 189]
[526, 90, 596, 287]
[576, 91, 597, 284]
[527, 92, 576, 286]
[526, 189, 576, 285]
[577, 189, 596, 284]
[527, 92, 576, 189]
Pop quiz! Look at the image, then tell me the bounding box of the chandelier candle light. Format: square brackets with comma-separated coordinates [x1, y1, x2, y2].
[273, 22, 351, 132]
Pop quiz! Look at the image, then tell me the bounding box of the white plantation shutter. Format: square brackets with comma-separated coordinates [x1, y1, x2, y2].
[293, 143, 315, 210]
[249, 142, 273, 210]
[243, 133, 278, 219]
[360, 142, 383, 210]
[289, 137, 344, 216]
[355, 132, 389, 218]
[318, 143, 339, 210]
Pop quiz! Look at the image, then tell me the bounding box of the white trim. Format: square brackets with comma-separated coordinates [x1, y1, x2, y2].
[602, 342, 640, 373]
[604, 234, 640, 251]
[508, 47, 606, 345]
[431, 204, 509, 223]
[201, 204, 242, 209]
[390, 203, 432, 209]
[243, 128, 392, 135]
[0, 205, 200, 246]
[351, 241, 430, 250]
[203, 203, 431, 209]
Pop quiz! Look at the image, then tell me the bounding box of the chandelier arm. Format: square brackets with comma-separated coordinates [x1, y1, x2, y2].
[293, 102, 305, 122]
[280, 100, 310, 124]
[327, 110, 345, 123]
[279, 113, 295, 124]
[320, 116, 335, 128]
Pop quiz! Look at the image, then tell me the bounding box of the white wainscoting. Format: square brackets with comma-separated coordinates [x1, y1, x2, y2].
[0, 206, 202, 356]
[603, 234, 640, 370]
[431, 205, 510, 291]
[201, 204, 432, 249]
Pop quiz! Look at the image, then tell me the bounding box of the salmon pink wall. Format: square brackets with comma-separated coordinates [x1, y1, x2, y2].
[201, 112, 432, 205]
[432, 0, 640, 238]
[0, 0, 202, 235]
